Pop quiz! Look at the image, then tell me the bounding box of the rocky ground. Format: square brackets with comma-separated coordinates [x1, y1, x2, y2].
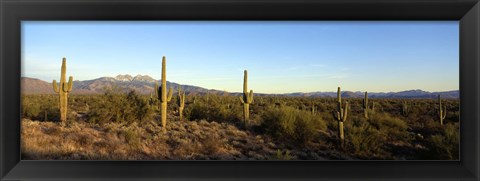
[22, 119, 340, 160]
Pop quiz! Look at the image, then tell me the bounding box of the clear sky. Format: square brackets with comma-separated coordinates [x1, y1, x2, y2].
[22, 21, 459, 94]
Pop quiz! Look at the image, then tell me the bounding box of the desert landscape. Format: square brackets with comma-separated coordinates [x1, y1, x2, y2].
[21, 57, 459, 160]
[21, 21, 459, 160]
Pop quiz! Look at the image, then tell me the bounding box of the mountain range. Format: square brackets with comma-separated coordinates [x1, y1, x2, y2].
[21, 74, 459, 99]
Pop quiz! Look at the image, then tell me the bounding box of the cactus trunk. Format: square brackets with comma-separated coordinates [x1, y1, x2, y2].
[438, 95, 447, 125]
[402, 101, 409, 117]
[363, 91, 369, 119]
[161, 101, 167, 127]
[155, 56, 173, 129]
[243, 103, 249, 123]
[333, 87, 348, 148]
[179, 107, 184, 120]
[52, 58, 73, 123]
[177, 85, 185, 121]
[239, 70, 254, 127]
[338, 121, 344, 147]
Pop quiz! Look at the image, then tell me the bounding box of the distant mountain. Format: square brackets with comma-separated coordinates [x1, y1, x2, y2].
[281, 89, 459, 99]
[21, 75, 459, 99]
[21, 77, 55, 94]
[342, 91, 362, 98]
[22, 75, 219, 95]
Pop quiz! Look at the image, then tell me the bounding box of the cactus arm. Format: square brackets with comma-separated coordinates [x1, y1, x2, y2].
[239, 96, 245, 104]
[154, 82, 159, 98]
[62, 82, 67, 92]
[67, 76, 73, 92]
[333, 110, 340, 121]
[248, 90, 254, 104]
[442, 106, 447, 119]
[52, 80, 59, 93]
[343, 101, 349, 121]
[62, 76, 74, 93]
[167, 87, 173, 102]
[180, 92, 185, 106]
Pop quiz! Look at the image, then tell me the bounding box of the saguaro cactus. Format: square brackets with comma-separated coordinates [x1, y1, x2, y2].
[149, 93, 158, 111]
[52, 58, 73, 123]
[402, 101, 409, 117]
[362, 91, 370, 119]
[239, 70, 254, 126]
[311, 103, 317, 115]
[332, 87, 348, 148]
[155, 56, 173, 129]
[371, 102, 376, 114]
[177, 85, 185, 121]
[438, 95, 447, 125]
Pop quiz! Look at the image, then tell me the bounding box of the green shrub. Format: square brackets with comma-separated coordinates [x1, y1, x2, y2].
[367, 112, 409, 141]
[22, 95, 60, 121]
[344, 112, 410, 159]
[424, 123, 459, 160]
[185, 95, 242, 124]
[346, 120, 388, 158]
[270, 149, 293, 160]
[87, 88, 154, 125]
[261, 106, 326, 145]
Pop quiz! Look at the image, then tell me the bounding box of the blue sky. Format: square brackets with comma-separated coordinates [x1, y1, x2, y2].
[22, 21, 459, 93]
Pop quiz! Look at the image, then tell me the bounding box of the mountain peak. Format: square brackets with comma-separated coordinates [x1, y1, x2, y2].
[115, 74, 133, 82]
[132, 74, 156, 83]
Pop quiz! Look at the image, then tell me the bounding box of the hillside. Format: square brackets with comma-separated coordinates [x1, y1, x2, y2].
[21, 76, 459, 98]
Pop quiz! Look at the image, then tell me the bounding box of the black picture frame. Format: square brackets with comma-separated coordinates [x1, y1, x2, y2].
[1, 0, 479, 180]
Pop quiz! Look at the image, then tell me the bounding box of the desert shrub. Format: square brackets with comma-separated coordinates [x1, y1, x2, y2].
[185, 95, 242, 124]
[261, 106, 326, 145]
[122, 128, 141, 149]
[366, 112, 409, 141]
[423, 122, 459, 160]
[269, 149, 293, 160]
[22, 95, 60, 121]
[186, 101, 210, 121]
[346, 120, 388, 158]
[87, 88, 154, 125]
[343, 112, 410, 159]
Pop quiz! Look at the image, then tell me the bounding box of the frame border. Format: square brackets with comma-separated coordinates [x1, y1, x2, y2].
[1, 0, 479, 180]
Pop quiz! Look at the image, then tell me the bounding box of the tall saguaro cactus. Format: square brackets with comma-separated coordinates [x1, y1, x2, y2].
[402, 101, 410, 117]
[149, 93, 158, 111]
[438, 95, 447, 125]
[311, 103, 317, 115]
[52, 58, 73, 123]
[332, 87, 348, 148]
[362, 91, 370, 119]
[155, 56, 173, 129]
[239, 70, 254, 126]
[177, 85, 185, 121]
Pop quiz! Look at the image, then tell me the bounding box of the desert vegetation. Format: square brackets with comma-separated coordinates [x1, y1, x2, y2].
[21, 57, 460, 160]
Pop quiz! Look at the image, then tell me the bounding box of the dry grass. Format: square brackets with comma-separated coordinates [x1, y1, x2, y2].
[21, 119, 280, 160]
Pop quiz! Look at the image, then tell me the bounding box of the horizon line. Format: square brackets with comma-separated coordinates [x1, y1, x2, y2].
[22, 76, 459, 94]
